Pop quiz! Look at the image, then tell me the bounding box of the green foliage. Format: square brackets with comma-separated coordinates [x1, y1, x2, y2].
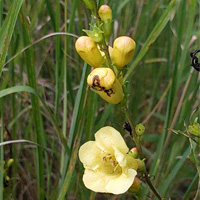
[0, 0, 199, 199]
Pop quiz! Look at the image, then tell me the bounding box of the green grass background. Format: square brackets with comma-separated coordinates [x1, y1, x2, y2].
[0, 0, 199, 199]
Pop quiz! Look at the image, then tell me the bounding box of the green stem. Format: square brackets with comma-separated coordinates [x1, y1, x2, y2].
[143, 173, 162, 200]
[92, 0, 114, 73]
[121, 106, 162, 200]
[121, 107, 143, 158]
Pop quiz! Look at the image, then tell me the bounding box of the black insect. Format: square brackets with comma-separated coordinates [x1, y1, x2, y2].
[190, 49, 200, 71]
[123, 122, 132, 136]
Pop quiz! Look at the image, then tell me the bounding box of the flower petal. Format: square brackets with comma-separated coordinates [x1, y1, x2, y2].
[95, 126, 129, 154]
[105, 169, 137, 194]
[79, 141, 103, 170]
[83, 169, 107, 193]
[125, 154, 138, 170]
[113, 146, 127, 168]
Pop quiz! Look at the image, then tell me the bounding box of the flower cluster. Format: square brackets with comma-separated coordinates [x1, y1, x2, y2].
[77, 2, 142, 196]
[75, 4, 136, 105]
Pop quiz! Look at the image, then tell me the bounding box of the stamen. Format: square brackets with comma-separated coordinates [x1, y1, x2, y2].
[113, 163, 119, 172]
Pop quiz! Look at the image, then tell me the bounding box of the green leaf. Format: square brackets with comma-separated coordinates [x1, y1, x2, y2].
[124, 0, 180, 81]
[0, 85, 70, 155]
[0, 0, 23, 76]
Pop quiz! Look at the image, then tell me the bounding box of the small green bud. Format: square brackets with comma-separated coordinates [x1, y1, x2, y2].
[5, 176, 10, 182]
[4, 176, 10, 187]
[188, 118, 200, 136]
[129, 147, 138, 158]
[83, 25, 103, 43]
[135, 123, 145, 136]
[7, 158, 14, 168]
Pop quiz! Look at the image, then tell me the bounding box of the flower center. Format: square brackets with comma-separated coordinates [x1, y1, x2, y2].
[101, 153, 122, 175]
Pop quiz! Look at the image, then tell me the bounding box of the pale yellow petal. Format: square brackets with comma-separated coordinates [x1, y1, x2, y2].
[79, 141, 102, 170]
[83, 169, 107, 193]
[113, 146, 127, 168]
[105, 169, 137, 194]
[95, 126, 129, 154]
[125, 154, 138, 170]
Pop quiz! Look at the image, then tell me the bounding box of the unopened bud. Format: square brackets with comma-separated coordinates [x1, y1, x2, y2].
[129, 177, 141, 194]
[98, 5, 112, 42]
[135, 123, 145, 136]
[98, 5, 112, 21]
[83, 25, 103, 43]
[4, 175, 10, 187]
[7, 158, 14, 168]
[87, 68, 124, 104]
[75, 36, 103, 68]
[188, 118, 200, 136]
[113, 36, 136, 68]
[129, 148, 138, 158]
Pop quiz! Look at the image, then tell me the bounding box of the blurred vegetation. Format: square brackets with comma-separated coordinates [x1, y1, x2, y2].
[0, 0, 199, 199]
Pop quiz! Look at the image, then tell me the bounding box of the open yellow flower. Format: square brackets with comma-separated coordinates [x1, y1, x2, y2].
[79, 126, 138, 194]
[87, 68, 124, 104]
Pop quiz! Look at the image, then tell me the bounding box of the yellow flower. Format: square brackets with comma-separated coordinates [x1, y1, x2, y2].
[75, 36, 103, 68]
[113, 36, 136, 68]
[79, 126, 138, 194]
[87, 68, 124, 104]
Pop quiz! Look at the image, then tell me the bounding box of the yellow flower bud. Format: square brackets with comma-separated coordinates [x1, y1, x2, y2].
[87, 68, 124, 104]
[75, 36, 103, 68]
[98, 5, 112, 21]
[129, 177, 141, 194]
[113, 36, 136, 68]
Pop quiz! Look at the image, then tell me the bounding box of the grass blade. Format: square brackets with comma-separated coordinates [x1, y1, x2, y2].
[0, 0, 23, 76]
[0, 85, 70, 155]
[158, 147, 190, 196]
[124, 0, 180, 81]
[0, 101, 4, 200]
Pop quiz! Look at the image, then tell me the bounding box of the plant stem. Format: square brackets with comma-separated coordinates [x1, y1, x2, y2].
[92, 0, 114, 72]
[122, 107, 162, 200]
[143, 173, 162, 200]
[122, 107, 143, 158]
